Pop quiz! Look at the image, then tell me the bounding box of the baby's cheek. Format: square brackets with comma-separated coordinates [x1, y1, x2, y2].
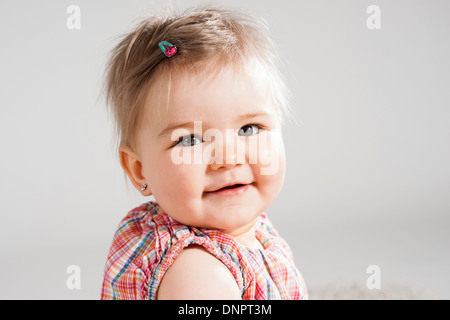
[154, 164, 205, 223]
[253, 131, 285, 177]
[169, 162, 205, 195]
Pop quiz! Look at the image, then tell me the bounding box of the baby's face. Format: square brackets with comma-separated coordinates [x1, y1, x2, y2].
[136, 66, 286, 234]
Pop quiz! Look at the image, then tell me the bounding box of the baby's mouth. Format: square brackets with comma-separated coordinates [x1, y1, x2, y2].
[204, 183, 253, 196]
[217, 184, 245, 191]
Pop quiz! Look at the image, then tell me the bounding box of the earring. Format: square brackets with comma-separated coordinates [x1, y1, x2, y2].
[141, 184, 147, 191]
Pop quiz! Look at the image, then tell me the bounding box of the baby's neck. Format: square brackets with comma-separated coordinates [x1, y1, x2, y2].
[237, 234, 265, 251]
[229, 221, 264, 251]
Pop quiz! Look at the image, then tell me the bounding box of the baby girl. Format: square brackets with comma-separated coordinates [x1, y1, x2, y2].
[101, 6, 308, 300]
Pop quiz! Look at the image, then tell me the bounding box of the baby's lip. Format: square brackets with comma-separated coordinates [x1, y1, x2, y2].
[205, 182, 252, 193]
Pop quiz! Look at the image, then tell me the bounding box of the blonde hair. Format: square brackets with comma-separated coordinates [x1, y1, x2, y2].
[103, 5, 294, 155]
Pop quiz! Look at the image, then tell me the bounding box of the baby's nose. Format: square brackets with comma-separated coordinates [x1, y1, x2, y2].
[208, 131, 246, 170]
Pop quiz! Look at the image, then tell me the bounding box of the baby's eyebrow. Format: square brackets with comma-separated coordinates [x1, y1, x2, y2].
[158, 112, 272, 137]
[158, 121, 193, 137]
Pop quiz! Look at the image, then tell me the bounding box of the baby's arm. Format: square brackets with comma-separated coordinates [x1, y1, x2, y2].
[156, 245, 241, 300]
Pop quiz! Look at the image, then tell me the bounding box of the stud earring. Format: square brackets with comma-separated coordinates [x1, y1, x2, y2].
[141, 184, 147, 191]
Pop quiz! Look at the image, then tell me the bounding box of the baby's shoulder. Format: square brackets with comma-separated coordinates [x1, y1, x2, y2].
[115, 201, 170, 232]
[111, 201, 247, 298]
[156, 244, 241, 299]
[107, 201, 177, 266]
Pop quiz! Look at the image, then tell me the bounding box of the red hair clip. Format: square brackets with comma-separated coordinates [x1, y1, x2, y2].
[158, 41, 177, 57]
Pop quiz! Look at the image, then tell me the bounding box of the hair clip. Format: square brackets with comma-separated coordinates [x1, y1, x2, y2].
[158, 41, 177, 57]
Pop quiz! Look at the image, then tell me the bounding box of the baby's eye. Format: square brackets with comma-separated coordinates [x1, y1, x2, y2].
[175, 134, 202, 147]
[238, 124, 263, 136]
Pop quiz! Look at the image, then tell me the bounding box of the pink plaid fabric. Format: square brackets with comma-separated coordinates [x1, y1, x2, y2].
[101, 201, 308, 300]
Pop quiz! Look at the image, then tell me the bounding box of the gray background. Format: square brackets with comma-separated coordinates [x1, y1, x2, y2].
[0, 0, 449, 299]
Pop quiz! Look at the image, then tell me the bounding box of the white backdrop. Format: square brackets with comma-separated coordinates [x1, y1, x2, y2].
[0, 0, 449, 299]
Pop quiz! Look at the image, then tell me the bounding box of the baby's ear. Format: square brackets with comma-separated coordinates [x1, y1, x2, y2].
[118, 145, 152, 195]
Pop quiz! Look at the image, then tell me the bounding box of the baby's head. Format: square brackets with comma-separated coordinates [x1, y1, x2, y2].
[104, 6, 293, 234]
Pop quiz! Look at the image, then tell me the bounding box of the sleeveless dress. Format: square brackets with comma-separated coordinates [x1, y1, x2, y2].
[101, 201, 308, 300]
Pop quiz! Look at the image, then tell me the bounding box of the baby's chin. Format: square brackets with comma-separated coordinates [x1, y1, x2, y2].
[188, 210, 261, 235]
[155, 196, 264, 232]
[160, 209, 256, 232]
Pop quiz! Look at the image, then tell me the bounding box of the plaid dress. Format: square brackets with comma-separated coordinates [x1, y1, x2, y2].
[101, 201, 308, 300]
